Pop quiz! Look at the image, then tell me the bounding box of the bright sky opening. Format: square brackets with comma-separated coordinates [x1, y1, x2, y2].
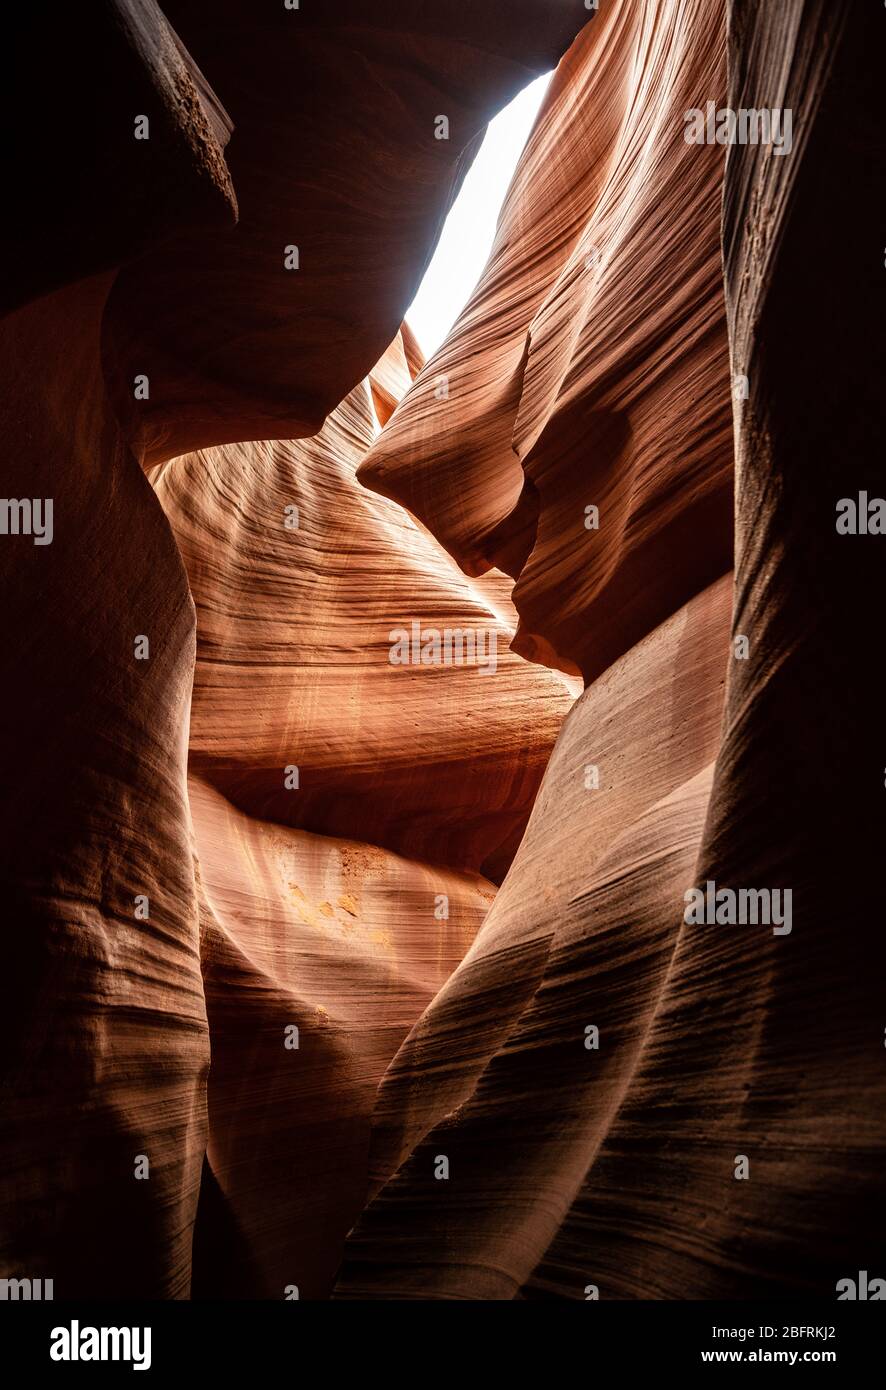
[406, 73, 551, 359]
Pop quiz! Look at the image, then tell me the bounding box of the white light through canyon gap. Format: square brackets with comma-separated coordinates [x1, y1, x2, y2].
[406, 73, 552, 359]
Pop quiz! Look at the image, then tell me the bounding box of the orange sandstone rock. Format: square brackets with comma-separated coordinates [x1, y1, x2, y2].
[359, 0, 734, 681]
[155, 367, 575, 882]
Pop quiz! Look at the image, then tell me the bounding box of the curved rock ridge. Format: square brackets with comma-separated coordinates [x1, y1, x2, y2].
[334, 0, 886, 1302]
[0, 276, 208, 1299]
[189, 773, 493, 1300]
[151, 339, 576, 1296]
[370, 324, 423, 428]
[334, 573, 732, 1298]
[102, 0, 595, 465]
[1, 1, 589, 1298]
[4, 0, 882, 1308]
[522, 1, 885, 1301]
[154, 354, 576, 882]
[0, 0, 241, 1294]
[358, 0, 734, 681]
[669, 0, 886, 1298]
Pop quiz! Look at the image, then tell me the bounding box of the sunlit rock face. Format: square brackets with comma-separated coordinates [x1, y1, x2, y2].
[357, 0, 734, 683]
[154, 357, 574, 882]
[0, 0, 588, 1299]
[3, 0, 882, 1305]
[155, 348, 574, 1297]
[335, 0, 886, 1301]
[336, 577, 733, 1298]
[189, 773, 495, 1299]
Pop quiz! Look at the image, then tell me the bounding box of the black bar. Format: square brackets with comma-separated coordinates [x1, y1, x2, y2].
[1, 1300, 882, 1375]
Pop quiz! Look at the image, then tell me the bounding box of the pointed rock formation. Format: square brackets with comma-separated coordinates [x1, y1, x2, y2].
[358, 0, 734, 681]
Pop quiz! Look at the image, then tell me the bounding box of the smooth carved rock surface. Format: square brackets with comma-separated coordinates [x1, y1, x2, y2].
[670, 0, 886, 1297]
[335, 0, 886, 1301]
[190, 773, 493, 1300]
[0, 277, 208, 1299]
[3, 0, 882, 1307]
[155, 348, 574, 1296]
[154, 356, 575, 881]
[0, 1, 239, 1293]
[358, 0, 735, 683]
[0, 1, 590, 1298]
[336, 576, 732, 1298]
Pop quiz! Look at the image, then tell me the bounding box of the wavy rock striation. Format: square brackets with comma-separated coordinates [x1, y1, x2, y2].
[154, 364, 574, 881]
[358, 0, 734, 682]
[154, 354, 574, 1296]
[336, 0, 885, 1300]
[337, 576, 732, 1297]
[190, 774, 493, 1299]
[3, 0, 882, 1305]
[1, 1, 589, 1298]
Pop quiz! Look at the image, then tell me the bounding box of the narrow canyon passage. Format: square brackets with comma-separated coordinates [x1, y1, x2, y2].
[1, 0, 884, 1313]
[154, 344, 576, 1297]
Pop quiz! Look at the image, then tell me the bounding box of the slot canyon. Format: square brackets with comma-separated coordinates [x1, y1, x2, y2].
[1, 0, 884, 1310]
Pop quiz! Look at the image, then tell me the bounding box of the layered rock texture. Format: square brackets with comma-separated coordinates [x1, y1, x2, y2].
[2, 0, 883, 1302]
[337, 0, 886, 1301]
[157, 353, 573, 1297]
